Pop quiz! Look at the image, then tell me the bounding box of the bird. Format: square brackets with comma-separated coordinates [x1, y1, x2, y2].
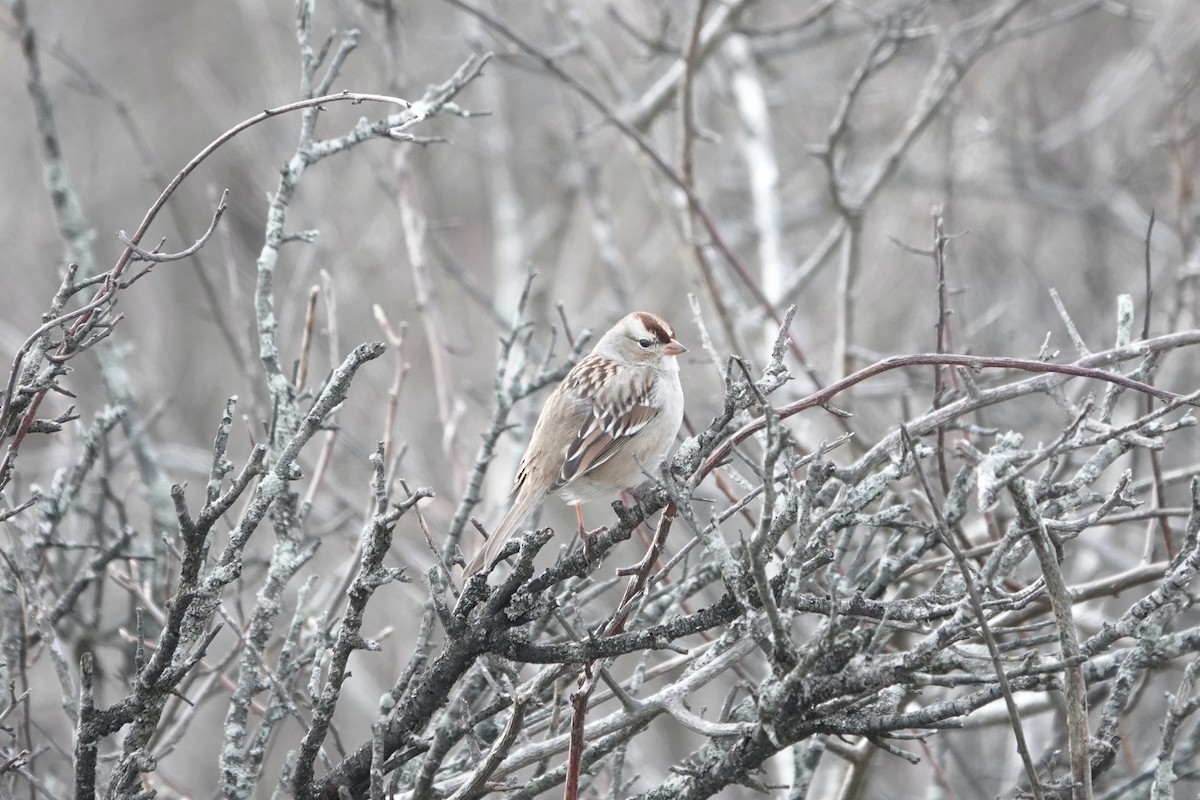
[461, 311, 687, 581]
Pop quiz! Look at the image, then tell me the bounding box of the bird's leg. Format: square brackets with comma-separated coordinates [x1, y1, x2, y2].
[576, 505, 610, 562]
[576, 505, 591, 558]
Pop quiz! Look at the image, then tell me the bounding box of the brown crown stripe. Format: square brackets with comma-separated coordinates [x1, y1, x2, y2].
[632, 311, 674, 344]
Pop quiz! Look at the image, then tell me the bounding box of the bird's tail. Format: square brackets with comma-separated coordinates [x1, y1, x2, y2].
[460, 489, 546, 581]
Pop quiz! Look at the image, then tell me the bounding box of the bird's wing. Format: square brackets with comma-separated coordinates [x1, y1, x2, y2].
[554, 361, 658, 490]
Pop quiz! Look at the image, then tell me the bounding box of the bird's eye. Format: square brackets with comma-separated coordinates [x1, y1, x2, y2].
[638, 338, 653, 349]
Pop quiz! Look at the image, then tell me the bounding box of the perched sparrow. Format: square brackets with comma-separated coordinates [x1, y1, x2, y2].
[462, 311, 687, 580]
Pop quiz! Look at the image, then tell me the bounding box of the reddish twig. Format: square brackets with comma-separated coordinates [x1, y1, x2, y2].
[931, 209, 953, 496]
[295, 285, 320, 392]
[698, 344, 1200, 483]
[441, 0, 820, 378]
[679, 0, 741, 358]
[564, 678, 589, 800]
[563, 505, 678, 796]
[1141, 211, 1176, 557]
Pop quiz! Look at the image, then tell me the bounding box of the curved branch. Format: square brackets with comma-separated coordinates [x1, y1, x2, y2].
[117, 190, 230, 263]
[1, 90, 411, 484]
[698, 338, 1200, 485]
[113, 90, 408, 275]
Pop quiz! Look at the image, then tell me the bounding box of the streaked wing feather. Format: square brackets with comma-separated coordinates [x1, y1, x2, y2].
[555, 368, 658, 489]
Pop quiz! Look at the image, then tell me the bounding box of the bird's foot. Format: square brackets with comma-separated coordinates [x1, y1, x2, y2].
[578, 524, 607, 562]
[626, 483, 658, 508]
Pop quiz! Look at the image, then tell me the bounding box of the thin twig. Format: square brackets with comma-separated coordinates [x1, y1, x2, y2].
[901, 427, 1045, 800]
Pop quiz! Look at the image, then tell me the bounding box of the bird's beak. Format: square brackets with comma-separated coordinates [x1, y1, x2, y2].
[662, 339, 687, 357]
